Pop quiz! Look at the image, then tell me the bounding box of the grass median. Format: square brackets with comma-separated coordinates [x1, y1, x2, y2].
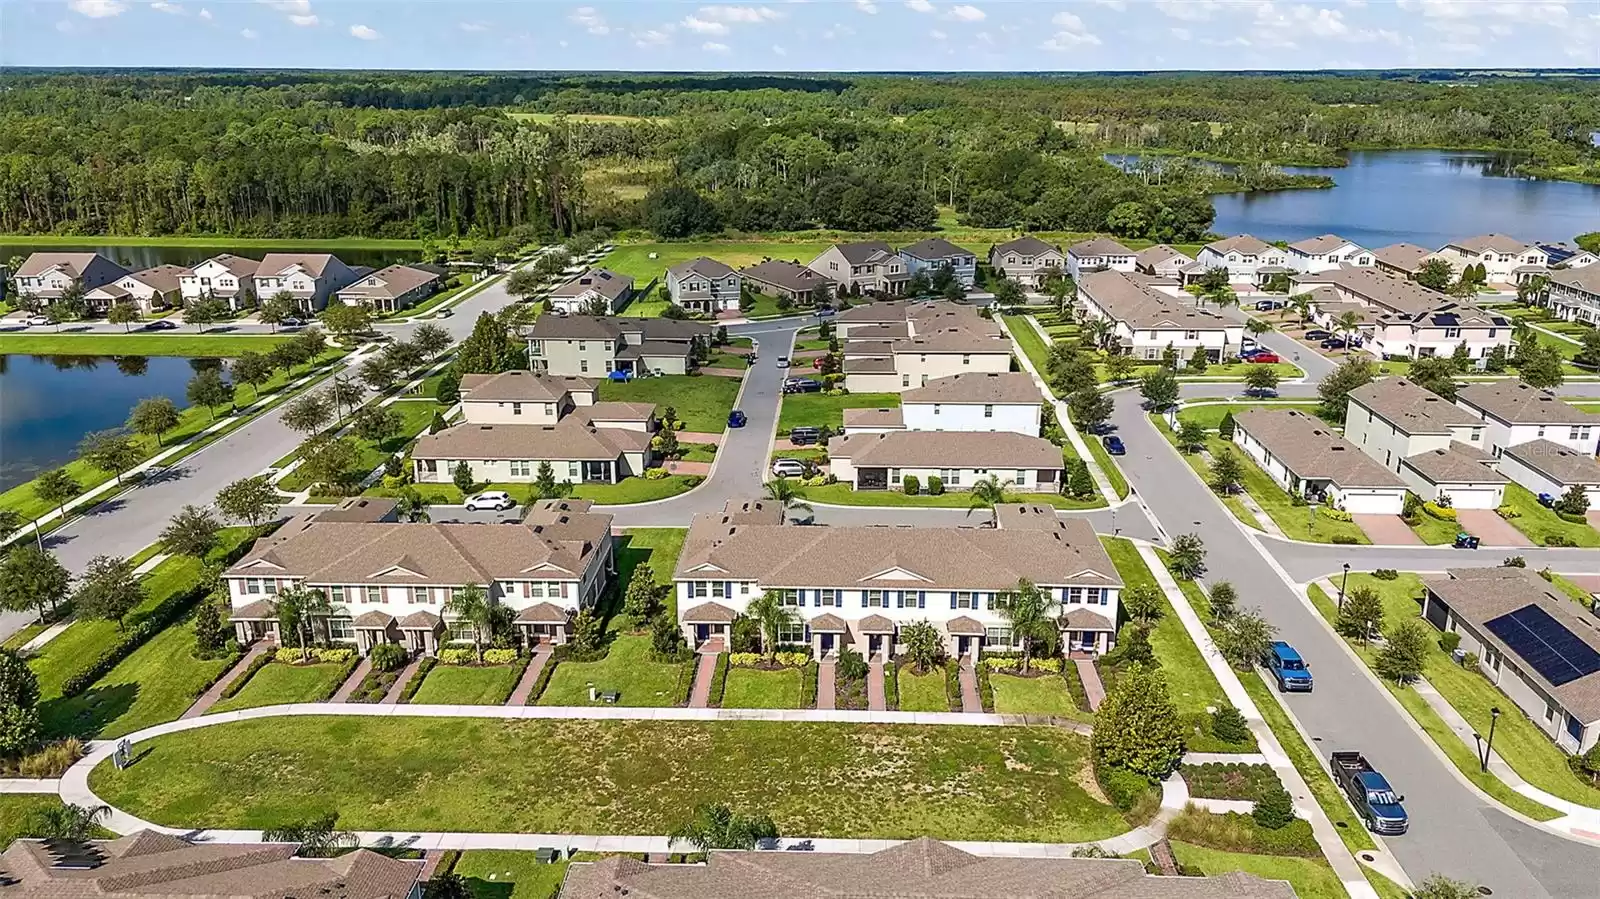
[597, 374, 741, 433]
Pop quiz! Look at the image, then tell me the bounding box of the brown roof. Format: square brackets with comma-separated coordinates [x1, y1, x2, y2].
[1551, 262, 1600, 296]
[1134, 244, 1193, 268]
[14, 252, 109, 278]
[353, 610, 395, 628]
[1290, 267, 1452, 317]
[1502, 439, 1600, 486]
[313, 497, 399, 523]
[667, 256, 736, 279]
[1068, 238, 1135, 258]
[675, 508, 1118, 592]
[1456, 381, 1600, 426]
[893, 328, 1011, 355]
[1063, 608, 1116, 630]
[1400, 445, 1508, 486]
[1444, 234, 1535, 255]
[256, 253, 342, 278]
[1079, 270, 1236, 331]
[842, 323, 911, 340]
[945, 616, 986, 636]
[900, 237, 972, 261]
[339, 264, 441, 300]
[199, 253, 261, 277]
[1349, 378, 1480, 434]
[516, 601, 571, 623]
[577, 402, 658, 424]
[125, 264, 190, 293]
[399, 610, 441, 629]
[1426, 569, 1600, 721]
[858, 613, 896, 633]
[831, 240, 900, 265]
[1370, 243, 1433, 273]
[550, 268, 633, 302]
[740, 259, 835, 294]
[0, 832, 423, 899]
[682, 601, 737, 623]
[809, 612, 847, 632]
[231, 599, 275, 621]
[461, 371, 596, 403]
[902, 372, 1042, 406]
[1287, 234, 1358, 255]
[830, 431, 1064, 470]
[844, 356, 897, 374]
[413, 420, 650, 463]
[991, 503, 1067, 531]
[527, 315, 709, 342]
[1234, 408, 1407, 489]
[842, 407, 905, 430]
[991, 236, 1060, 258]
[701, 498, 787, 527]
[1206, 234, 1275, 255]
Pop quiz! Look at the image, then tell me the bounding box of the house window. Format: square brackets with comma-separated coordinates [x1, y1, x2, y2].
[580, 360, 589, 373]
[446, 620, 476, 643]
[364, 586, 380, 604]
[691, 582, 708, 598]
[568, 462, 580, 479]
[528, 582, 544, 598]
[510, 461, 532, 477]
[985, 627, 1013, 649]
[578, 341, 587, 351]
[1488, 329, 1496, 338]
[1445, 328, 1461, 338]
[1572, 427, 1583, 441]
[411, 587, 429, 604]
[902, 374, 911, 387]
[329, 586, 344, 602]
[604, 341, 613, 352]
[512, 403, 522, 416]
[264, 580, 279, 596]
[1471, 428, 1483, 442]
[984, 405, 993, 418]
[866, 590, 886, 608]
[962, 355, 970, 365]
[711, 581, 727, 598]
[327, 617, 354, 640]
[818, 589, 838, 607]
[777, 621, 806, 645]
[1538, 426, 1547, 438]
[1066, 587, 1083, 604]
[954, 591, 977, 609]
[933, 404, 941, 416]
[940, 469, 961, 487]
[246, 578, 261, 595]
[1184, 330, 1199, 340]
[1015, 469, 1026, 483]
[779, 589, 800, 606]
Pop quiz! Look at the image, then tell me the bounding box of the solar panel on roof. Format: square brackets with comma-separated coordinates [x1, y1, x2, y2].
[1485, 604, 1600, 687]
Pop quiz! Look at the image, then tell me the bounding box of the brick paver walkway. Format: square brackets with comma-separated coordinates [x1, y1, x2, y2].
[816, 659, 836, 710]
[664, 460, 712, 476]
[383, 657, 425, 705]
[1073, 659, 1106, 711]
[957, 661, 982, 713]
[182, 642, 273, 719]
[688, 649, 720, 708]
[698, 367, 746, 378]
[1353, 514, 1423, 545]
[867, 660, 887, 711]
[1456, 508, 1533, 547]
[506, 646, 553, 706]
[330, 658, 372, 703]
[674, 431, 723, 446]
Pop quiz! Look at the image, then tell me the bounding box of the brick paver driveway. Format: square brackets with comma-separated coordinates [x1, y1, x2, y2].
[1456, 508, 1532, 547]
[1352, 514, 1422, 545]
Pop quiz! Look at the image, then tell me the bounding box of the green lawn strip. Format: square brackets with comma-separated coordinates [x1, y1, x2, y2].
[208, 662, 351, 713]
[1098, 361, 1303, 382]
[537, 635, 685, 707]
[3, 622, 47, 651]
[89, 716, 1127, 842]
[615, 528, 687, 618]
[0, 334, 300, 357]
[410, 664, 521, 705]
[1177, 403, 1323, 431]
[989, 672, 1088, 720]
[454, 849, 572, 899]
[777, 391, 900, 434]
[1545, 571, 1596, 606]
[1305, 578, 1566, 818]
[1168, 842, 1348, 899]
[596, 375, 741, 433]
[1081, 430, 1130, 499]
[1500, 483, 1600, 547]
[897, 669, 950, 712]
[721, 665, 804, 709]
[284, 400, 440, 492]
[0, 796, 80, 847]
[365, 475, 700, 507]
[1408, 510, 1462, 545]
[598, 242, 834, 286]
[1151, 419, 1257, 525]
[796, 482, 1103, 511]
[1364, 868, 1415, 899]
[680, 443, 717, 463]
[1000, 315, 1052, 390]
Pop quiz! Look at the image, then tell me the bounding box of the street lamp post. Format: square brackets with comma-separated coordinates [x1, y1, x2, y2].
[1475, 707, 1503, 772]
[1338, 562, 1351, 613]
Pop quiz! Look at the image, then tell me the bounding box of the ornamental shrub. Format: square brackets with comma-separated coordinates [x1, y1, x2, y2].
[276, 647, 306, 664]
[1440, 631, 1461, 653]
[1423, 502, 1457, 521]
[1211, 705, 1251, 745]
[1372, 569, 1399, 580]
[902, 474, 920, 495]
[927, 475, 945, 495]
[483, 648, 519, 665]
[438, 648, 475, 665]
[1252, 786, 1296, 830]
[313, 647, 355, 663]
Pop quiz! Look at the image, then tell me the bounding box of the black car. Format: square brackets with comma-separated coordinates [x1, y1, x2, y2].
[1304, 329, 1332, 341]
[1320, 337, 1348, 349]
[1102, 435, 1127, 455]
[782, 378, 823, 394]
[1254, 299, 1286, 311]
[143, 320, 179, 331]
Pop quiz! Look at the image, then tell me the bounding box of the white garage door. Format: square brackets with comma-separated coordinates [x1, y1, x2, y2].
[1342, 490, 1406, 515]
[1444, 487, 1501, 510]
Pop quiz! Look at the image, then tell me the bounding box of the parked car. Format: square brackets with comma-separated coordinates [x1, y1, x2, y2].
[727, 410, 747, 429]
[1331, 751, 1409, 835]
[776, 356, 791, 368]
[1267, 641, 1313, 692]
[1239, 347, 1267, 358]
[1255, 299, 1286, 311]
[1244, 352, 1281, 364]
[783, 378, 823, 394]
[814, 306, 836, 318]
[1101, 435, 1126, 455]
[1088, 421, 1115, 436]
[439, 307, 454, 318]
[281, 316, 305, 328]
[771, 458, 808, 478]
[1244, 386, 1279, 398]
[789, 426, 822, 446]
[24, 314, 50, 326]
[1538, 492, 1557, 508]
[143, 320, 179, 331]
[1304, 329, 1332, 341]
[1320, 337, 1349, 349]
[464, 490, 515, 512]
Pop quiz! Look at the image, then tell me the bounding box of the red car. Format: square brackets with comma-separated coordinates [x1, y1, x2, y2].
[1244, 352, 1281, 364]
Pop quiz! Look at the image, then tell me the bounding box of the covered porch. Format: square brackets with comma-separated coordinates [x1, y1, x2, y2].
[516, 602, 572, 646]
[399, 610, 443, 656]
[809, 613, 847, 658]
[681, 601, 736, 651]
[351, 611, 401, 656]
[945, 616, 986, 660]
[230, 599, 281, 645]
[1061, 608, 1115, 656]
[856, 614, 896, 660]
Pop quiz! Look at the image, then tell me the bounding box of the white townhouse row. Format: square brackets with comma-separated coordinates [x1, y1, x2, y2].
[1076, 269, 1244, 362]
[836, 300, 1013, 393]
[672, 500, 1124, 658]
[1290, 266, 1512, 364]
[1545, 263, 1600, 326]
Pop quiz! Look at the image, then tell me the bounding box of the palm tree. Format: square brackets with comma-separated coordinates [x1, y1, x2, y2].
[443, 583, 494, 662]
[1081, 317, 1115, 352]
[995, 578, 1058, 672]
[273, 586, 330, 658]
[396, 486, 431, 523]
[669, 803, 779, 852]
[24, 803, 108, 841]
[1245, 318, 1272, 340]
[1289, 295, 1313, 328]
[262, 812, 357, 856]
[745, 590, 799, 663]
[966, 474, 1014, 525]
[1334, 311, 1363, 353]
[762, 477, 814, 522]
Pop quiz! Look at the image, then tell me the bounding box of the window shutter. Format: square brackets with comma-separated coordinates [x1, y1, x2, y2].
[799, 590, 808, 607]
[918, 591, 926, 609]
[950, 592, 957, 610]
[861, 591, 869, 608]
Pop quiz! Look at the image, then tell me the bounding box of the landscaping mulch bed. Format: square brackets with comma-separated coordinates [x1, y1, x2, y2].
[1181, 763, 1282, 802]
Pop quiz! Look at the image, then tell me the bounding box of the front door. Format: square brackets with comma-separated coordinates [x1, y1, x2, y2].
[820, 633, 835, 653]
[868, 634, 883, 656]
[957, 636, 970, 656]
[696, 624, 710, 643]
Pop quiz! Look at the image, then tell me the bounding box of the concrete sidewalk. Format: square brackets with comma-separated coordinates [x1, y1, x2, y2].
[1001, 315, 1118, 505]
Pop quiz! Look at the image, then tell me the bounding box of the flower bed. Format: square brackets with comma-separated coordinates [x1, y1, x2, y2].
[1181, 763, 1282, 802]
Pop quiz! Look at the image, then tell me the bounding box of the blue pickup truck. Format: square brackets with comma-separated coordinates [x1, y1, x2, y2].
[1332, 751, 1409, 835]
[1267, 641, 1313, 692]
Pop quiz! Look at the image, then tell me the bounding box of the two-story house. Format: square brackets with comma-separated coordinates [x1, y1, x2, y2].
[898, 238, 977, 289]
[1065, 238, 1136, 282]
[672, 499, 1122, 657]
[1455, 381, 1600, 457]
[1290, 267, 1511, 364]
[252, 254, 360, 313]
[13, 252, 129, 301]
[841, 371, 1043, 436]
[738, 259, 836, 305]
[1076, 270, 1242, 363]
[1546, 263, 1600, 325]
[1344, 378, 1504, 508]
[524, 315, 711, 378]
[808, 241, 912, 297]
[665, 257, 740, 314]
[1134, 244, 1196, 280]
[1193, 235, 1290, 286]
[1432, 235, 1548, 285]
[1371, 243, 1434, 279]
[543, 267, 634, 316]
[1233, 408, 1410, 513]
[225, 497, 615, 655]
[334, 264, 446, 313]
[179, 254, 261, 310]
[987, 236, 1065, 288]
[836, 301, 1012, 393]
[84, 264, 189, 315]
[1285, 234, 1372, 273]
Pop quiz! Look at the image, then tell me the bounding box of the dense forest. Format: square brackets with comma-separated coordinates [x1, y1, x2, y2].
[1, 70, 1597, 241]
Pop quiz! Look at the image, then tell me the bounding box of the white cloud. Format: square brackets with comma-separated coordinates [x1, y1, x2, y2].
[1154, 0, 1221, 20]
[197, 6, 210, 18]
[772, 43, 787, 54]
[568, 6, 610, 34]
[67, 0, 127, 17]
[696, 5, 782, 22]
[944, 3, 984, 20]
[240, 26, 258, 37]
[929, 27, 947, 38]
[149, 2, 184, 14]
[855, 0, 878, 13]
[823, 21, 855, 36]
[1170, 26, 1191, 38]
[702, 40, 731, 50]
[1092, 0, 1126, 8]
[459, 21, 488, 31]
[257, 0, 317, 25]
[976, 29, 993, 42]
[1040, 12, 1101, 48]
[634, 27, 673, 45]
[682, 15, 729, 33]
[349, 23, 379, 38]
[906, 0, 934, 11]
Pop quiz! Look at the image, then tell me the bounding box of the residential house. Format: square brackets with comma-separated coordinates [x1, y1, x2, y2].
[1232, 408, 1409, 513]
[835, 301, 1012, 393]
[842, 371, 1043, 435]
[1286, 234, 1372, 273]
[1193, 235, 1291, 286]
[1290, 267, 1511, 364]
[987, 235, 1065, 288]
[412, 370, 655, 488]
[562, 837, 1295, 899]
[1454, 381, 1600, 456]
[251, 253, 360, 313]
[334, 263, 446, 313]
[179, 253, 261, 309]
[808, 241, 912, 296]
[1371, 243, 1434, 278]
[1398, 444, 1509, 510]
[665, 257, 740, 314]
[0, 831, 425, 899]
[1538, 241, 1600, 271]
[671, 500, 1122, 657]
[1077, 270, 1243, 363]
[738, 259, 836, 305]
[12, 252, 129, 300]
[899, 237, 977, 289]
[85, 264, 188, 314]
[1546, 263, 1600, 325]
[544, 268, 634, 316]
[1344, 378, 1500, 507]
[829, 431, 1065, 495]
[1423, 568, 1600, 754]
[226, 498, 615, 653]
[1432, 235, 1548, 284]
[1497, 440, 1600, 508]
[1134, 244, 1196, 279]
[1065, 238, 1136, 281]
[525, 315, 711, 378]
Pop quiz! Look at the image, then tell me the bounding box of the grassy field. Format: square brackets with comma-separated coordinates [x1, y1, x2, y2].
[614, 528, 687, 620]
[778, 391, 900, 434]
[410, 664, 521, 705]
[1082, 431, 1130, 499]
[897, 669, 950, 712]
[454, 849, 572, 899]
[797, 482, 1104, 511]
[721, 665, 805, 709]
[989, 672, 1085, 719]
[537, 635, 687, 707]
[597, 242, 835, 286]
[1177, 402, 1324, 431]
[1168, 842, 1347, 899]
[1500, 483, 1600, 547]
[208, 661, 350, 713]
[0, 234, 428, 249]
[0, 796, 76, 847]
[89, 716, 1128, 842]
[287, 399, 440, 493]
[596, 374, 741, 433]
[0, 333, 301, 356]
[1001, 315, 1051, 388]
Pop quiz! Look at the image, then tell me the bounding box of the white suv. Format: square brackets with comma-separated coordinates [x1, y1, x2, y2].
[464, 490, 515, 512]
[770, 458, 808, 478]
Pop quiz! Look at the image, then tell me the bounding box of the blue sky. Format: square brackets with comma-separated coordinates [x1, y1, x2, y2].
[7, 0, 1599, 71]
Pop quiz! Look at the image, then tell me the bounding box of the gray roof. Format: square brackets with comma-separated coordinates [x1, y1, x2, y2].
[1349, 378, 1480, 434]
[461, 371, 597, 403]
[550, 267, 633, 302]
[1205, 234, 1274, 255]
[1288, 234, 1358, 255]
[1234, 408, 1407, 488]
[831, 240, 900, 265]
[991, 236, 1060, 258]
[124, 264, 190, 293]
[1079, 270, 1236, 331]
[1370, 243, 1433, 272]
[1444, 234, 1535, 255]
[339, 264, 442, 300]
[1290, 267, 1453, 317]
[256, 253, 343, 278]
[413, 419, 651, 463]
[900, 237, 973, 261]
[842, 407, 905, 429]
[1551, 263, 1600, 296]
[667, 256, 736, 279]
[1502, 439, 1600, 487]
[1135, 244, 1194, 268]
[312, 496, 400, 523]
[1068, 238, 1135, 258]
[14, 252, 117, 278]
[562, 837, 1295, 899]
[527, 315, 709, 342]
[1400, 444, 1508, 486]
[844, 356, 897, 374]
[830, 431, 1064, 470]
[1456, 382, 1600, 425]
[739, 259, 835, 293]
[902, 372, 1042, 405]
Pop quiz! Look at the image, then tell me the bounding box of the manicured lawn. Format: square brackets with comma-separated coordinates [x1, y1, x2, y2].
[288, 399, 441, 493]
[1408, 509, 1462, 545]
[897, 669, 950, 712]
[1177, 402, 1323, 431]
[778, 391, 900, 434]
[597, 374, 741, 433]
[721, 665, 805, 709]
[598, 242, 833, 288]
[989, 672, 1087, 720]
[1500, 483, 1600, 547]
[1168, 842, 1346, 899]
[615, 528, 688, 619]
[1171, 427, 1368, 545]
[1082, 430, 1130, 499]
[1001, 315, 1051, 389]
[209, 662, 350, 713]
[409, 664, 521, 705]
[90, 716, 1128, 842]
[537, 635, 687, 707]
[796, 482, 1104, 511]
[0, 795, 114, 846]
[454, 849, 572, 899]
[0, 333, 299, 357]
[1154, 421, 1257, 524]
[572, 476, 701, 505]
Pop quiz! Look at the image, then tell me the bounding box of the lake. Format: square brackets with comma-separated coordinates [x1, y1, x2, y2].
[1208, 149, 1600, 249]
[0, 354, 213, 492]
[0, 242, 412, 272]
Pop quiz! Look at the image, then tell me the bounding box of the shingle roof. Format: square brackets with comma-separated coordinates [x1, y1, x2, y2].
[831, 431, 1063, 470]
[844, 356, 897, 374]
[256, 253, 342, 278]
[682, 601, 737, 623]
[1288, 234, 1358, 255]
[1502, 439, 1600, 486]
[1370, 243, 1433, 272]
[340, 264, 441, 299]
[1445, 234, 1535, 255]
[526, 315, 710, 341]
[668, 256, 736, 279]
[1079, 270, 1236, 331]
[412, 420, 651, 463]
[1551, 263, 1600, 296]
[461, 371, 596, 403]
[1349, 378, 1480, 434]
[992, 236, 1059, 258]
[831, 240, 899, 265]
[1234, 408, 1407, 488]
[899, 237, 972, 261]
[125, 264, 190, 293]
[1456, 382, 1600, 425]
[313, 496, 399, 523]
[198, 253, 262, 277]
[842, 407, 905, 429]
[1400, 444, 1508, 486]
[902, 372, 1042, 405]
[550, 267, 633, 301]
[1135, 244, 1194, 268]
[1205, 234, 1274, 255]
[15, 252, 115, 278]
[740, 259, 835, 294]
[1290, 267, 1453, 316]
[1068, 238, 1135, 257]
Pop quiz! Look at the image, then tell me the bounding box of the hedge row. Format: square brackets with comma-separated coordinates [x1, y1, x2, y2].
[707, 652, 730, 707]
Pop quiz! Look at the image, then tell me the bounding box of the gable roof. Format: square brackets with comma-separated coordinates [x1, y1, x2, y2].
[830, 430, 1063, 470]
[15, 252, 118, 279]
[1370, 243, 1433, 273]
[1456, 381, 1600, 425]
[1288, 234, 1359, 255]
[526, 315, 710, 342]
[1502, 439, 1600, 486]
[739, 259, 835, 293]
[1079, 270, 1236, 331]
[124, 264, 190, 293]
[341, 263, 442, 299]
[1135, 244, 1194, 268]
[1292, 266, 1457, 317]
[1551, 262, 1600, 297]
[992, 236, 1059, 258]
[668, 256, 736, 279]
[899, 237, 972, 261]
[1444, 234, 1536, 255]
[1349, 378, 1480, 434]
[413, 419, 651, 463]
[1068, 238, 1135, 258]
[1205, 234, 1275, 255]
[902, 371, 1042, 405]
[550, 267, 633, 301]
[461, 370, 596, 403]
[1400, 444, 1507, 486]
[256, 253, 341, 278]
[831, 240, 899, 265]
[1234, 408, 1407, 488]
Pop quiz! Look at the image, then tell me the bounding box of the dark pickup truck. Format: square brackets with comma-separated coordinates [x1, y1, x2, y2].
[1331, 751, 1409, 835]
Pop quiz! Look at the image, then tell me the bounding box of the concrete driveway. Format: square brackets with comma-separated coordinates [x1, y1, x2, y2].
[1456, 508, 1533, 547]
[1353, 514, 1422, 545]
